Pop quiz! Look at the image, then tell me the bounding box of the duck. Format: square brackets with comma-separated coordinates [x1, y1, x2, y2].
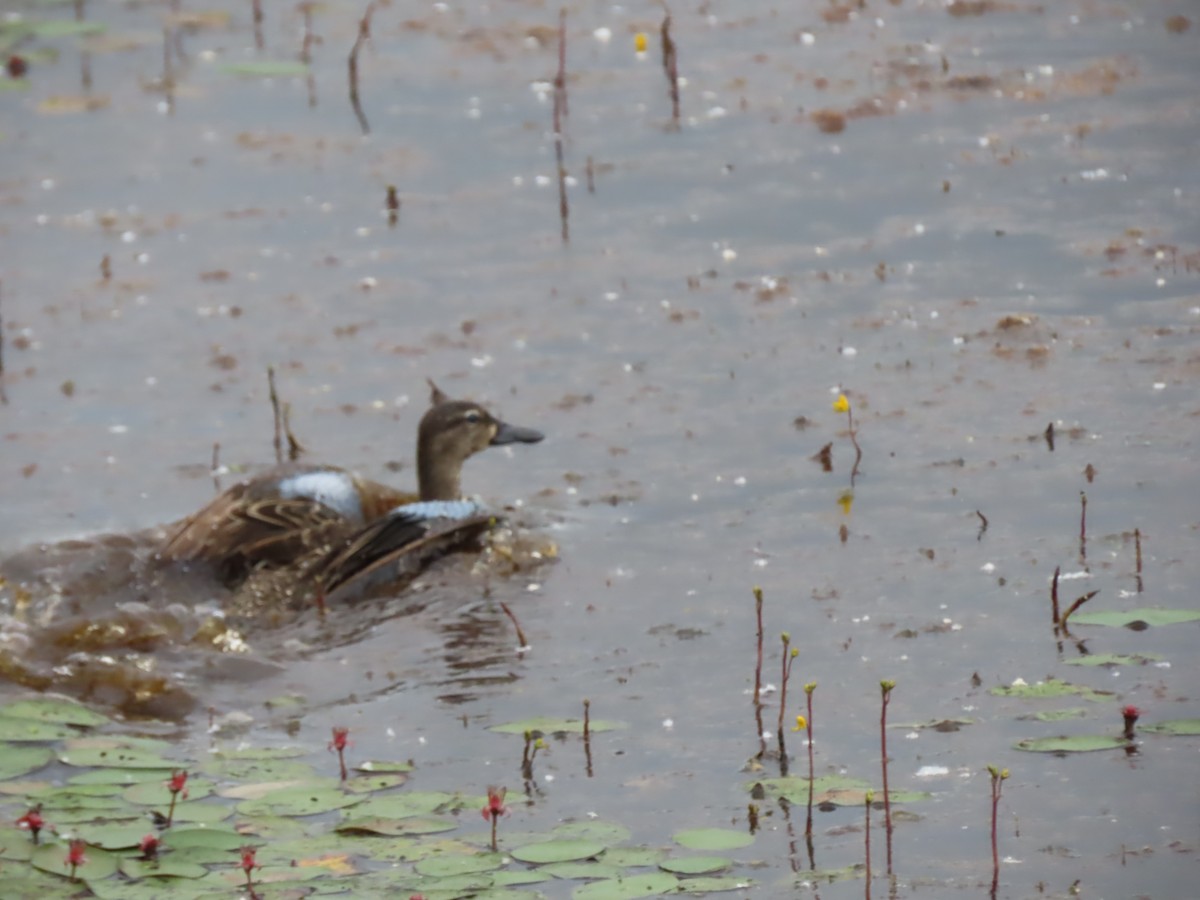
[158, 381, 544, 591]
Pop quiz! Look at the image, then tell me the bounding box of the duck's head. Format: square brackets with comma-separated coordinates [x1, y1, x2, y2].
[417, 393, 543, 501]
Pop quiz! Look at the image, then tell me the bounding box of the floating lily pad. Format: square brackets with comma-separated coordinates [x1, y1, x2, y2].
[0, 717, 79, 742]
[30, 840, 119, 880]
[603, 847, 667, 867]
[413, 851, 505, 878]
[678, 875, 755, 893]
[348, 790, 460, 819]
[59, 736, 178, 770]
[236, 784, 361, 817]
[27, 20, 107, 39]
[73, 820, 157, 849]
[1030, 707, 1089, 722]
[0, 698, 109, 728]
[989, 678, 1112, 702]
[1015, 735, 1129, 753]
[123, 776, 211, 805]
[0, 743, 53, 779]
[1141, 718, 1200, 736]
[354, 759, 413, 774]
[119, 857, 208, 880]
[164, 827, 246, 852]
[220, 60, 311, 78]
[337, 815, 458, 836]
[1063, 652, 1163, 667]
[660, 856, 731, 875]
[1067, 608, 1200, 627]
[554, 821, 632, 844]
[673, 828, 753, 851]
[540, 860, 625, 880]
[342, 772, 408, 794]
[488, 716, 626, 735]
[510, 838, 607, 864]
[572, 872, 681, 898]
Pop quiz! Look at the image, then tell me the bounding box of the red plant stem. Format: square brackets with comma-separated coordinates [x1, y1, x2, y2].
[348, 2, 376, 135]
[879, 682, 894, 874]
[1061, 590, 1099, 628]
[989, 768, 1006, 890]
[752, 588, 763, 706]
[752, 588, 765, 758]
[499, 602, 528, 648]
[1050, 565, 1061, 624]
[553, 7, 568, 133]
[582, 698, 590, 741]
[1079, 491, 1088, 562]
[776, 637, 792, 740]
[659, 6, 680, 125]
[864, 793, 872, 900]
[804, 690, 815, 836]
[251, 0, 264, 50]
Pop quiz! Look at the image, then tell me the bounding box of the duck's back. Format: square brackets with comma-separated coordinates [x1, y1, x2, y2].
[158, 465, 415, 584]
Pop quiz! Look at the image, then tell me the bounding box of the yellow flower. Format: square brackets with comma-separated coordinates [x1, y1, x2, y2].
[832, 393, 850, 413]
[792, 715, 807, 732]
[634, 32, 648, 53]
[837, 490, 854, 515]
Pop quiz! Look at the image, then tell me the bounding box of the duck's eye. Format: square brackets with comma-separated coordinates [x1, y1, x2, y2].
[464, 411, 482, 424]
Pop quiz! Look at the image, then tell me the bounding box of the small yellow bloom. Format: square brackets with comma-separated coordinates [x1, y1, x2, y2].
[837, 490, 854, 515]
[634, 32, 648, 53]
[832, 393, 850, 413]
[792, 715, 807, 732]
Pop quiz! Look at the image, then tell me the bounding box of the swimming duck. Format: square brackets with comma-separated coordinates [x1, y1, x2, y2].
[159, 384, 543, 588]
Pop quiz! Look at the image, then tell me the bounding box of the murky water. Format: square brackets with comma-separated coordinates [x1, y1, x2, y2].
[2, 0, 1197, 896]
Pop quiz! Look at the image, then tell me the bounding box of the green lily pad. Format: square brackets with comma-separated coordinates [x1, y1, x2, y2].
[1067, 608, 1200, 627]
[348, 790, 459, 819]
[0, 718, 73, 744]
[603, 847, 667, 867]
[0, 698, 109, 728]
[220, 60, 311, 78]
[1062, 653, 1163, 667]
[28, 20, 107, 39]
[30, 840, 119, 880]
[413, 851, 505, 877]
[488, 716, 626, 735]
[678, 875, 755, 893]
[0, 743, 53, 779]
[123, 777, 210, 805]
[989, 678, 1113, 702]
[59, 737, 179, 770]
[1015, 735, 1129, 752]
[540, 861, 625, 880]
[510, 838, 607, 864]
[1141, 718, 1200, 736]
[572, 872, 681, 898]
[342, 772, 408, 794]
[1031, 708, 1089, 722]
[236, 784, 361, 817]
[660, 856, 731, 875]
[674, 828, 753, 851]
[554, 821, 632, 843]
[69, 767, 175, 786]
[336, 815, 458, 836]
[354, 759, 413, 774]
[163, 827, 246, 852]
[73, 820, 157, 849]
[119, 857, 208, 880]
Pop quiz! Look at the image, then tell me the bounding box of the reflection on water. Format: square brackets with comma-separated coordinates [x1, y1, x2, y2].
[0, 520, 554, 720]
